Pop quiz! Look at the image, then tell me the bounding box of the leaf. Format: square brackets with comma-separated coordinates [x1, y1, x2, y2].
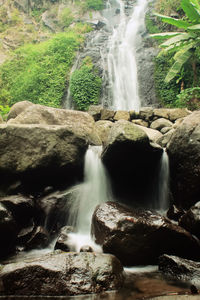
[160, 32, 196, 47]
[150, 32, 180, 39]
[165, 44, 194, 82]
[188, 24, 200, 31]
[181, 0, 200, 23]
[190, 0, 200, 15]
[154, 13, 191, 29]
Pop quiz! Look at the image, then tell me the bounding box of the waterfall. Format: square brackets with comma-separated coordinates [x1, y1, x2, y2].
[106, 0, 148, 111]
[157, 149, 170, 212]
[67, 145, 111, 252]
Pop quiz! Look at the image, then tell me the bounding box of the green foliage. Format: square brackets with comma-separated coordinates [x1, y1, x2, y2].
[154, 54, 180, 106]
[85, 0, 104, 11]
[59, 7, 74, 28]
[70, 59, 102, 110]
[145, 14, 161, 34]
[175, 87, 200, 109]
[0, 32, 83, 108]
[155, 0, 182, 16]
[0, 104, 10, 120]
[151, 0, 200, 83]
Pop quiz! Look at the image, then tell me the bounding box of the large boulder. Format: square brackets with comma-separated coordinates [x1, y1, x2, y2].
[102, 120, 162, 204]
[91, 202, 200, 266]
[95, 120, 114, 145]
[179, 201, 200, 239]
[167, 111, 200, 208]
[0, 124, 88, 193]
[7, 103, 101, 145]
[153, 108, 190, 122]
[159, 254, 200, 287]
[7, 101, 34, 120]
[0, 252, 124, 295]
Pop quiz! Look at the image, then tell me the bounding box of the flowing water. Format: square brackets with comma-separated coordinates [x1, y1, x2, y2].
[67, 145, 111, 252]
[157, 149, 170, 212]
[104, 0, 148, 111]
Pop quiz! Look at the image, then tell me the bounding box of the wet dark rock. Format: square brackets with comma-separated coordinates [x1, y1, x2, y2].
[0, 203, 19, 259]
[92, 202, 200, 266]
[80, 245, 94, 252]
[54, 226, 74, 252]
[167, 205, 186, 222]
[25, 226, 49, 250]
[0, 195, 35, 227]
[38, 186, 80, 234]
[167, 111, 200, 208]
[179, 201, 200, 239]
[102, 120, 162, 204]
[159, 254, 200, 287]
[0, 252, 124, 295]
[16, 221, 35, 246]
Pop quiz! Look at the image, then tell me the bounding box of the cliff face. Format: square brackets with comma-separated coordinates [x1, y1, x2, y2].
[0, 0, 86, 64]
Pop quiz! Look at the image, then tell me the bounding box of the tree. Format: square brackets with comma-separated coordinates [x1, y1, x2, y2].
[151, 0, 200, 83]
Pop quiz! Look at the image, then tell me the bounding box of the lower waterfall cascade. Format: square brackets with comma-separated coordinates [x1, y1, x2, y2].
[66, 145, 112, 252]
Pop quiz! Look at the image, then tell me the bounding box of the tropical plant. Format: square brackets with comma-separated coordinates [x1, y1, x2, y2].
[175, 86, 200, 109]
[151, 0, 200, 83]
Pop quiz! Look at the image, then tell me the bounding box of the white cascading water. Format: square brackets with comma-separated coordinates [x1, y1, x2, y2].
[67, 145, 111, 252]
[157, 149, 170, 212]
[106, 0, 148, 111]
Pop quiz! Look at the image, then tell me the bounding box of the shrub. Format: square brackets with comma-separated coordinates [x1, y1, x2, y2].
[0, 104, 10, 120]
[175, 87, 200, 110]
[59, 7, 74, 28]
[70, 60, 102, 110]
[85, 0, 104, 11]
[0, 32, 83, 108]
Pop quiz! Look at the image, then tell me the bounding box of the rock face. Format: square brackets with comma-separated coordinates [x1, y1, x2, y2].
[91, 202, 200, 266]
[102, 120, 162, 203]
[7, 101, 34, 120]
[0, 124, 88, 193]
[167, 111, 200, 208]
[159, 254, 200, 287]
[179, 201, 200, 239]
[0, 252, 124, 295]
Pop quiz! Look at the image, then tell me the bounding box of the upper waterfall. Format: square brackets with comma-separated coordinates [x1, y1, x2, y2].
[105, 0, 148, 111]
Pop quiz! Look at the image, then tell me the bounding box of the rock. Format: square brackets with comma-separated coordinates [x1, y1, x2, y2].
[135, 124, 163, 143]
[100, 108, 115, 121]
[113, 110, 130, 121]
[87, 105, 103, 121]
[153, 108, 190, 122]
[173, 118, 184, 129]
[0, 124, 88, 193]
[167, 111, 200, 208]
[7, 103, 101, 145]
[0, 203, 19, 258]
[7, 101, 34, 120]
[159, 254, 200, 287]
[156, 129, 175, 148]
[167, 205, 186, 222]
[0, 195, 35, 228]
[179, 202, 200, 239]
[0, 252, 124, 295]
[131, 119, 148, 127]
[54, 226, 74, 252]
[25, 226, 49, 250]
[42, 11, 57, 32]
[168, 108, 191, 122]
[139, 107, 154, 122]
[150, 118, 173, 131]
[17, 222, 35, 246]
[91, 202, 200, 266]
[161, 127, 171, 134]
[38, 186, 80, 234]
[80, 245, 94, 252]
[102, 121, 162, 202]
[95, 120, 113, 145]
